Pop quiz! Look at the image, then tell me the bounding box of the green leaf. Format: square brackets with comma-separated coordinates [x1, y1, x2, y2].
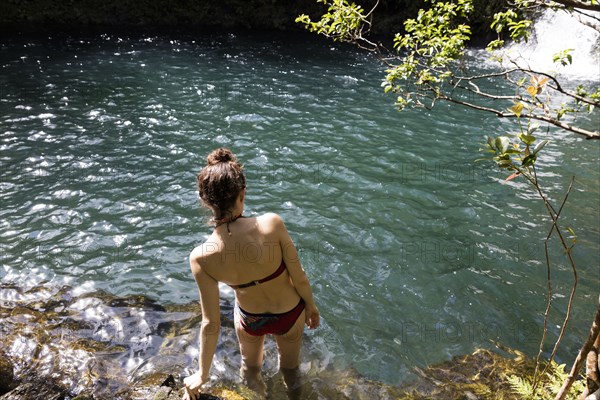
[566, 226, 577, 244]
[495, 136, 510, 153]
[521, 154, 536, 167]
[518, 133, 536, 146]
[552, 48, 575, 66]
[486, 39, 504, 51]
[532, 140, 548, 155]
[504, 148, 521, 154]
[495, 158, 512, 168]
[528, 123, 540, 134]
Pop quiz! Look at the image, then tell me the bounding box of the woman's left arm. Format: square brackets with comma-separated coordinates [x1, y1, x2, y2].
[184, 247, 221, 399]
[270, 214, 320, 330]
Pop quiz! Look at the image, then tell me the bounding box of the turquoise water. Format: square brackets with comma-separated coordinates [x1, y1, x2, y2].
[1, 31, 599, 385]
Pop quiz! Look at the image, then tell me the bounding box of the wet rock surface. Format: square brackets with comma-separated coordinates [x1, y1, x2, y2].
[0, 382, 67, 400]
[0, 284, 202, 399]
[0, 350, 17, 395]
[0, 283, 536, 399]
[397, 347, 534, 399]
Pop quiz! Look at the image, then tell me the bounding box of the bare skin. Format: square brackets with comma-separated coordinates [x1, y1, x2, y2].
[183, 191, 320, 399]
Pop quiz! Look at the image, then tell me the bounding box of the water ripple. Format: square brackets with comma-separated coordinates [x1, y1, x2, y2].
[0, 31, 598, 386]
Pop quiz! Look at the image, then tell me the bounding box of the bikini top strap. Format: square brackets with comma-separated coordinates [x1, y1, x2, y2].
[230, 259, 286, 289]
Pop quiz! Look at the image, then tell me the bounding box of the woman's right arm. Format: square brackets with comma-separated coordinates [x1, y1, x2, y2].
[184, 246, 221, 399]
[270, 214, 320, 330]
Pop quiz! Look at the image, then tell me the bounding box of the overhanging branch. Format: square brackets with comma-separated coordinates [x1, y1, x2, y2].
[438, 94, 600, 139]
[547, 0, 600, 12]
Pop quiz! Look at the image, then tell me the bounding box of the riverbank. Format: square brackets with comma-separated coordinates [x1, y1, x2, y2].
[0, 283, 404, 399]
[0, 0, 504, 43]
[0, 283, 565, 399]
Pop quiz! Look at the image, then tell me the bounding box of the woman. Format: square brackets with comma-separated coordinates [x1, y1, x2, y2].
[183, 148, 320, 399]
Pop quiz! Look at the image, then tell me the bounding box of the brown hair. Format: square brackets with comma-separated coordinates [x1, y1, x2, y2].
[197, 148, 246, 218]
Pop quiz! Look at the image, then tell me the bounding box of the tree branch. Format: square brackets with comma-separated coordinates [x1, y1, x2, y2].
[572, 9, 600, 32]
[513, 67, 600, 107]
[453, 66, 599, 108]
[546, 0, 600, 12]
[437, 94, 600, 139]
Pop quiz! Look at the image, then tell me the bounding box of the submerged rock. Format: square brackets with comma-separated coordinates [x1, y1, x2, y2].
[0, 283, 383, 399]
[0, 283, 561, 399]
[0, 350, 17, 395]
[397, 347, 533, 399]
[0, 382, 67, 400]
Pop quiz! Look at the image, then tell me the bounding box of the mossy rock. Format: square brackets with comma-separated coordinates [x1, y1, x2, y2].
[397, 348, 534, 399]
[0, 350, 16, 395]
[0, 382, 66, 400]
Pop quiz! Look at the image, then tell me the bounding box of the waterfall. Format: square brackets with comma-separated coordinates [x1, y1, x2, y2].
[504, 8, 599, 79]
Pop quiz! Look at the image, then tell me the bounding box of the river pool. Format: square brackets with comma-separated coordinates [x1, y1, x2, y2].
[1, 30, 599, 387]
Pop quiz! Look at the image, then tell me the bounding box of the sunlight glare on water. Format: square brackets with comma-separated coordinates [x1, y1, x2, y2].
[0, 31, 599, 385]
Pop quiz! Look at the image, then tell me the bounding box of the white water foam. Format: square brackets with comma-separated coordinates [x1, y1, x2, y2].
[500, 8, 599, 79]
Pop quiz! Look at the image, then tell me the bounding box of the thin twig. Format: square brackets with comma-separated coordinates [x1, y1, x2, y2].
[531, 176, 578, 390]
[530, 164, 552, 389]
[539, 178, 578, 379]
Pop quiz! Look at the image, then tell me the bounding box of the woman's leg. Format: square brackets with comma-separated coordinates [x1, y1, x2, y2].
[235, 312, 266, 395]
[274, 309, 304, 368]
[274, 310, 305, 398]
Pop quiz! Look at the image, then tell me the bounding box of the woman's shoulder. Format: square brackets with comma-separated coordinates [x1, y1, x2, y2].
[189, 237, 221, 265]
[256, 212, 285, 230]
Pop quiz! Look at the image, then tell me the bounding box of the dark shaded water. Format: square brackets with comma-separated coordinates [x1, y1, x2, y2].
[1, 31, 599, 391]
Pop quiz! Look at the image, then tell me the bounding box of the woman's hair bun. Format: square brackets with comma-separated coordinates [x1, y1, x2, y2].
[198, 147, 246, 216]
[207, 147, 236, 165]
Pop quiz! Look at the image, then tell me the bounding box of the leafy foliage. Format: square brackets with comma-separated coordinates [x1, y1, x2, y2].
[483, 85, 551, 184]
[296, 0, 600, 139]
[383, 0, 472, 108]
[295, 0, 368, 42]
[507, 360, 585, 400]
[487, 8, 532, 51]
